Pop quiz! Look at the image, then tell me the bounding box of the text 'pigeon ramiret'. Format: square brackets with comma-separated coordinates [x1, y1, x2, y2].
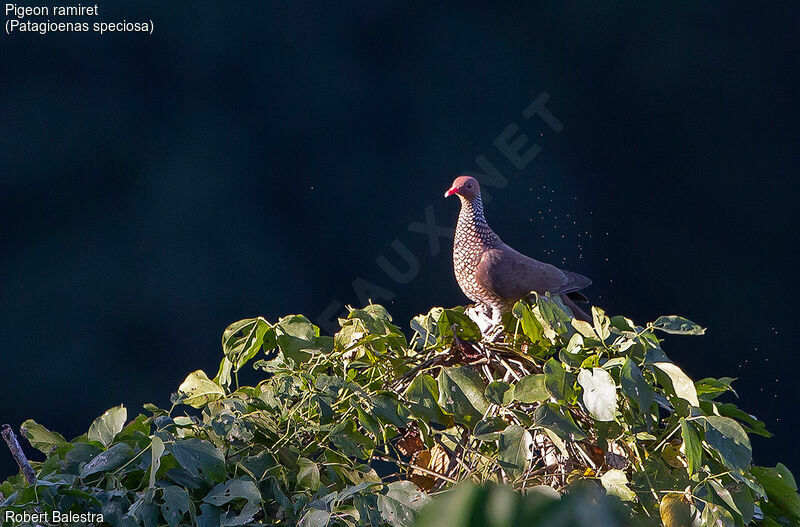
[445, 176, 592, 330]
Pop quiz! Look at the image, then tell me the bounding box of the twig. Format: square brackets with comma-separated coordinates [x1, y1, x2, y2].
[373, 455, 459, 484]
[2, 424, 36, 485]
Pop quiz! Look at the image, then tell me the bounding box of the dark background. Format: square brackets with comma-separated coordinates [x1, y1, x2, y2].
[2, 2, 798, 478]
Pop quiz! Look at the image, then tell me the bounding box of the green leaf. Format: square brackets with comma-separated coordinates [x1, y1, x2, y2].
[221, 317, 274, 370]
[276, 314, 319, 364]
[198, 503, 222, 527]
[411, 483, 483, 527]
[474, 417, 508, 441]
[680, 419, 702, 475]
[660, 493, 693, 527]
[370, 392, 410, 428]
[331, 419, 375, 459]
[497, 425, 532, 480]
[727, 482, 755, 525]
[651, 315, 705, 335]
[751, 464, 800, 520]
[654, 362, 699, 407]
[716, 402, 771, 437]
[703, 416, 752, 472]
[88, 404, 127, 447]
[20, 420, 66, 454]
[405, 374, 453, 428]
[708, 480, 747, 524]
[377, 481, 429, 527]
[437, 366, 489, 429]
[128, 489, 158, 527]
[695, 377, 737, 399]
[203, 478, 261, 506]
[79, 442, 134, 478]
[534, 402, 586, 441]
[437, 308, 482, 341]
[600, 469, 636, 501]
[410, 308, 442, 348]
[701, 502, 736, 527]
[177, 370, 225, 409]
[485, 381, 511, 405]
[161, 485, 190, 527]
[620, 357, 653, 413]
[149, 436, 165, 488]
[513, 374, 549, 404]
[544, 358, 574, 403]
[299, 509, 332, 527]
[296, 458, 321, 490]
[170, 438, 227, 482]
[577, 368, 617, 422]
[512, 301, 544, 342]
[356, 405, 382, 439]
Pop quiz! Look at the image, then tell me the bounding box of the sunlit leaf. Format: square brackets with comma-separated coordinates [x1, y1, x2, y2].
[177, 370, 225, 408]
[274, 314, 320, 364]
[680, 418, 702, 475]
[600, 469, 636, 501]
[660, 493, 693, 527]
[577, 368, 617, 422]
[149, 436, 165, 488]
[88, 405, 127, 447]
[651, 315, 705, 335]
[591, 306, 611, 340]
[20, 420, 66, 454]
[654, 362, 699, 407]
[716, 402, 771, 437]
[299, 509, 332, 527]
[221, 317, 274, 370]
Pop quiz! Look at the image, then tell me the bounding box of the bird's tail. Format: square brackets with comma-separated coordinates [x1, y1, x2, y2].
[560, 294, 592, 323]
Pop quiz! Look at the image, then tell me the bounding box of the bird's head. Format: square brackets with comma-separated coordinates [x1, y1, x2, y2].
[444, 176, 480, 201]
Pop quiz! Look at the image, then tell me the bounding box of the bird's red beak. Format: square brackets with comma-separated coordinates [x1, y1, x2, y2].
[444, 186, 458, 197]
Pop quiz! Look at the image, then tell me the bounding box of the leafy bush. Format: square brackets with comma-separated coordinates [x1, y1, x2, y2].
[1, 295, 798, 526]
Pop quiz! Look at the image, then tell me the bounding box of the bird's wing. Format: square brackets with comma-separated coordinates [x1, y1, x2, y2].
[475, 245, 591, 301]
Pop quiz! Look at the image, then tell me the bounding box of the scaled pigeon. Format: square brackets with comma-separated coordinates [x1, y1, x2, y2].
[445, 176, 592, 333]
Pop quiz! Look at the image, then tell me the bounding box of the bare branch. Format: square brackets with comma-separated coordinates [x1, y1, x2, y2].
[2, 424, 36, 485]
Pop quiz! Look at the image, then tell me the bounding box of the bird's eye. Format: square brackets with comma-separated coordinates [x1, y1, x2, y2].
[467, 183, 473, 188]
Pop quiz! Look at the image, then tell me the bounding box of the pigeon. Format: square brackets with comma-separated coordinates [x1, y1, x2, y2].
[444, 175, 592, 331]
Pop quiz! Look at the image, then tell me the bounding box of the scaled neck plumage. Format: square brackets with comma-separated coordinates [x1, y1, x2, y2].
[456, 194, 501, 247]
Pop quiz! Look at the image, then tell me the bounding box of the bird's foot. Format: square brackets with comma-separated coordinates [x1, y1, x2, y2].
[465, 305, 494, 335]
[465, 305, 507, 342]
